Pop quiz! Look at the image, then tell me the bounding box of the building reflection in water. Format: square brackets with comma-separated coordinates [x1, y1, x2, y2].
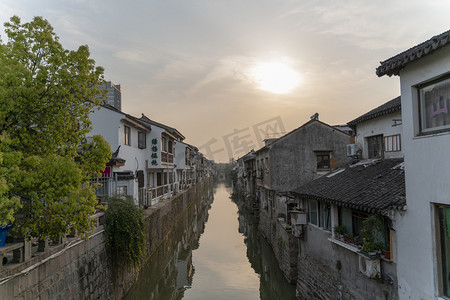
[123, 181, 295, 300]
[234, 193, 297, 300]
[123, 185, 213, 300]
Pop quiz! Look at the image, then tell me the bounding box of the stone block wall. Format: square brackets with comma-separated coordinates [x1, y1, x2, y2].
[0, 178, 212, 300]
[258, 209, 298, 283]
[296, 226, 398, 300]
[1, 230, 112, 300]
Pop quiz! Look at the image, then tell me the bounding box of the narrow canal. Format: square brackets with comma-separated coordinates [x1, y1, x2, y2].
[123, 181, 296, 300]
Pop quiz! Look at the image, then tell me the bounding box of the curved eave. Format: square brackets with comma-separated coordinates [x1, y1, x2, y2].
[376, 29, 450, 77]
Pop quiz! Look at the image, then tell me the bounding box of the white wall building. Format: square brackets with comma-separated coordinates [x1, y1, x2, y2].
[348, 96, 403, 160]
[377, 29, 450, 300]
[89, 105, 204, 207]
[89, 105, 151, 204]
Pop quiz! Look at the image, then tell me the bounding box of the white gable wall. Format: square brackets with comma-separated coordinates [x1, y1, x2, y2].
[175, 142, 187, 170]
[89, 107, 122, 151]
[396, 45, 450, 300]
[355, 111, 403, 159]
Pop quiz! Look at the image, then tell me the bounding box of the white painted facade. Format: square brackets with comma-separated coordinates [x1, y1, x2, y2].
[89, 105, 202, 206]
[393, 45, 450, 300]
[89, 106, 150, 203]
[354, 111, 403, 160]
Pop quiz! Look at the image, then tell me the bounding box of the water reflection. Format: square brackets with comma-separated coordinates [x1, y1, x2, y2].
[182, 183, 259, 300]
[123, 185, 213, 300]
[123, 181, 296, 300]
[234, 194, 297, 300]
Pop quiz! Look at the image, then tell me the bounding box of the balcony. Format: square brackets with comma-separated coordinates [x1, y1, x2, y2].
[161, 151, 174, 164]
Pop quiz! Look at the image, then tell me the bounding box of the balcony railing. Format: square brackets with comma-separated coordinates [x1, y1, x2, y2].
[161, 152, 174, 164]
[147, 184, 175, 205]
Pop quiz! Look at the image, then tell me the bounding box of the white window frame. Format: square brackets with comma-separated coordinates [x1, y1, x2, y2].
[124, 125, 131, 146]
[384, 134, 401, 152]
[419, 76, 450, 134]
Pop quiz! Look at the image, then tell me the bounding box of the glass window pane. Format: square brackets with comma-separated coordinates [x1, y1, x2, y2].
[420, 78, 450, 132]
[138, 132, 146, 149]
[309, 200, 317, 226]
[317, 154, 330, 169]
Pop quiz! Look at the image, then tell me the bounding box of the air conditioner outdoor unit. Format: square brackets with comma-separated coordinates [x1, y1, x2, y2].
[358, 255, 380, 278]
[346, 144, 357, 157]
[290, 210, 307, 225]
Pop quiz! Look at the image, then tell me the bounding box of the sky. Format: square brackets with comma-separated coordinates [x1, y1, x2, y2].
[1, 1, 450, 162]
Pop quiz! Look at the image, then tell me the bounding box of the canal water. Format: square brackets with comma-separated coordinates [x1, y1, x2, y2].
[123, 181, 296, 300]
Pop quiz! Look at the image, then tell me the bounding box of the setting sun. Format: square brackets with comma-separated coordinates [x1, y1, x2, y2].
[250, 61, 301, 94]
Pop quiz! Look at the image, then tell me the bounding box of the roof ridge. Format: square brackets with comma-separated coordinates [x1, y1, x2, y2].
[377, 29, 450, 77]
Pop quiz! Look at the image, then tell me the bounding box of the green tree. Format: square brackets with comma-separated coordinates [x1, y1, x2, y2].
[104, 196, 145, 264]
[0, 133, 22, 226]
[0, 16, 111, 240]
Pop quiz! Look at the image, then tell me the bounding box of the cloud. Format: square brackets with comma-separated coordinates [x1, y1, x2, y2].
[45, 9, 117, 54]
[114, 49, 158, 64]
[279, 1, 450, 50]
[73, 0, 99, 11]
[187, 56, 254, 94]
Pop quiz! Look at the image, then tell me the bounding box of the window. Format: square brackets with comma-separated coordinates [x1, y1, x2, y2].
[309, 200, 318, 226]
[384, 134, 401, 152]
[367, 135, 383, 158]
[124, 125, 131, 146]
[437, 205, 450, 297]
[168, 140, 173, 154]
[185, 150, 190, 165]
[419, 77, 450, 133]
[138, 132, 146, 149]
[316, 152, 330, 170]
[352, 211, 369, 237]
[319, 203, 331, 230]
[162, 137, 167, 152]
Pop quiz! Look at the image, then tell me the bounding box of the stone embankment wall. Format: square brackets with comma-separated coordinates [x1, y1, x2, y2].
[0, 178, 212, 300]
[258, 209, 298, 283]
[1, 227, 113, 300]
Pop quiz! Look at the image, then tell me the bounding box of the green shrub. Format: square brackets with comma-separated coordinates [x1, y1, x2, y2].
[104, 196, 145, 264]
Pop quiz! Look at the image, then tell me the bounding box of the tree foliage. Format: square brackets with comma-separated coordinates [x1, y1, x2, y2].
[0, 16, 111, 239]
[104, 196, 145, 264]
[0, 134, 22, 226]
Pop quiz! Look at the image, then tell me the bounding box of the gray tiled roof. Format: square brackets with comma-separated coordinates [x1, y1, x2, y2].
[347, 96, 401, 127]
[101, 103, 152, 131]
[292, 158, 405, 213]
[377, 29, 450, 77]
[140, 114, 185, 141]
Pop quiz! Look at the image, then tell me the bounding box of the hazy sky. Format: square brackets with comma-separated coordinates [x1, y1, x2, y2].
[1, 1, 449, 162]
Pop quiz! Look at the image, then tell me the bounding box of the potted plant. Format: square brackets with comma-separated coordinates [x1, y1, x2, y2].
[362, 240, 378, 258]
[333, 225, 345, 240]
[360, 215, 386, 258]
[344, 233, 354, 244]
